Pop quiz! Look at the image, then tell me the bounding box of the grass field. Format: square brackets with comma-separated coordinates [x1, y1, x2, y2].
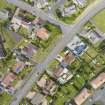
[92, 9, 105, 33]
[0, 0, 15, 9]
[0, 93, 12, 105]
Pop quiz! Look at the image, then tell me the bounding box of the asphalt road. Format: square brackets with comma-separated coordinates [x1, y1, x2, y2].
[6, 0, 105, 105]
[84, 84, 105, 105]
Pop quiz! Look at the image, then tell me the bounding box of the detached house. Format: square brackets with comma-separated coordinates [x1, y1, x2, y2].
[26, 91, 48, 105]
[1, 73, 16, 87]
[67, 36, 88, 56]
[90, 72, 105, 89]
[52, 67, 73, 84]
[37, 75, 58, 96]
[21, 43, 38, 58]
[11, 61, 25, 74]
[61, 51, 75, 67]
[74, 88, 92, 105]
[10, 16, 33, 32]
[62, 5, 77, 17]
[72, 0, 87, 7]
[32, 27, 49, 40]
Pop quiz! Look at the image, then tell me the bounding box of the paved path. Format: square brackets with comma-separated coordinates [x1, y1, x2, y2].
[6, 0, 105, 105]
[85, 84, 105, 105]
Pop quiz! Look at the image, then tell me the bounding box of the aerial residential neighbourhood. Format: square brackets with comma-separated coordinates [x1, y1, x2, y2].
[0, 0, 105, 105]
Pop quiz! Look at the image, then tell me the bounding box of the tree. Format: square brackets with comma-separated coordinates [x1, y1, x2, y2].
[98, 40, 105, 54]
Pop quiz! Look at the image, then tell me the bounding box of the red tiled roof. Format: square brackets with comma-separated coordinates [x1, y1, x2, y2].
[90, 72, 105, 89]
[74, 88, 91, 105]
[36, 28, 49, 40]
[63, 52, 75, 64]
[2, 72, 16, 87]
[53, 67, 64, 78]
[12, 61, 25, 74]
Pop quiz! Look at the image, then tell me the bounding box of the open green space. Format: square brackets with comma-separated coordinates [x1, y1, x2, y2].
[47, 60, 59, 70]
[92, 9, 105, 33]
[18, 26, 29, 38]
[86, 47, 98, 58]
[18, 66, 32, 79]
[0, 93, 12, 105]
[0, 54, 16, 75]
[0, 0, 16, 12]
[81, 53, 92, 63]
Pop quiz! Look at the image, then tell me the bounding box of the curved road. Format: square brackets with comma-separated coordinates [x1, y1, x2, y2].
[6, 0, 105, 105]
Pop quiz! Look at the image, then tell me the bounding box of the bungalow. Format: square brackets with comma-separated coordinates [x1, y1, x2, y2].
[52, 67, 73, 84]
[31, 92, 48, 105]
[90, 72, 105, 89]
[80, 29, 102, 44]
[21, 43, 38, 58]
[37, 75, 58, 96]
[32, 27, 49, 40]
[72, 0, 87, 7]
[1, 73, 16, 87]
[11, 61, 25, 74]
[0, 9, 9, 20]
[62, 5, 77, 17]
[74, 88, 92, 105]
[61, 51, 75, 67]
[13, 48, 29, 62]
[67, 36, 88, 56]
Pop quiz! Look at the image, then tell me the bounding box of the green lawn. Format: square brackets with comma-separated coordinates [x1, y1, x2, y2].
[0, 20, 17, 50]
[0, 0, 16, 11]
[18, 66, 32, 79]
[81, 53, 92, 63]
[54, 85, 78, 105]
[69, 59, 81, 72]
[33, 22, 61, 62]
[0, 93, 12, 105]
[18, 26, 29, 38]
[0, 54, 16, 75]
[47, 60, 59, 70]
[86, 47, 98, 58]
[92, 9, 105, 33]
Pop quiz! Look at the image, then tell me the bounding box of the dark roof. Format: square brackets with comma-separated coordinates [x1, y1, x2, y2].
[0, 35, 6, 58]
[31, 93, 44, 105]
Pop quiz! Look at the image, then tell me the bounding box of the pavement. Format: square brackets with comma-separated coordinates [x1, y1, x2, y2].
[84, 84, 105, 105]
[6, 0, 105, 105]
